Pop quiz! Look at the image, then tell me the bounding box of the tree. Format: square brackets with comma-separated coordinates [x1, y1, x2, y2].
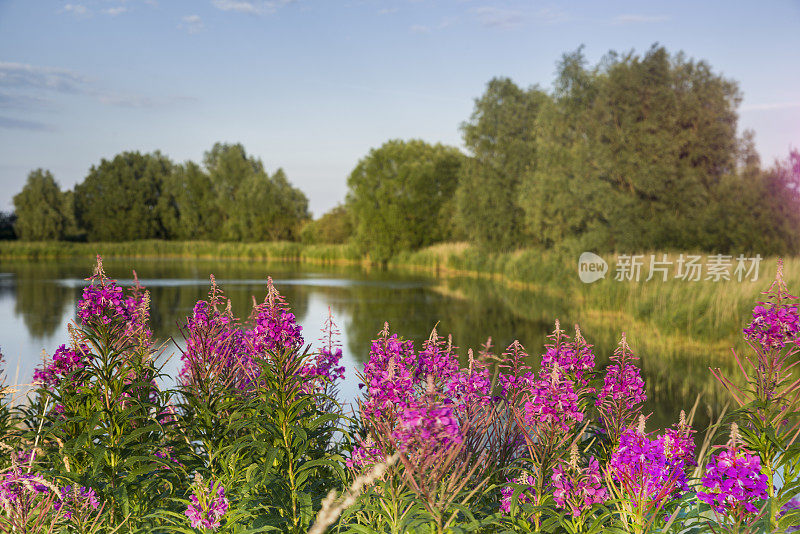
[202, 143, 309, 241]
[74, 152, 173, 241]
[522, 45, 742, 251]
[159, 161, 220, 240]
[347, 139, 463, 262]
[13, 169, 68, 240]
[454, 78, 549, 251]
[300, 204, 353, 244]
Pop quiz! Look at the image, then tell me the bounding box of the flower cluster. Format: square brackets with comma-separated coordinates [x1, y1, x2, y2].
[77, 282, 131, 326]
[498, 341, 533, 400]
[392, 402, 462, 453]
[346, 436, 386, 470]
[248, 304, 304, 356]
[658, 411, 696, 472]
[179, 277, 346, 399]
[0, 468, 49, 515]
[179, 298, 246, 389]
[743, 303, 800, 350]
[300, 346, 345, 391]
[55, 485, 100, 520]
[446, 349, 492, 413]
[596, 334, 646, 443]
[416, 333, 460, 385]
[523, 365, 583, 433]
[540, 325, 596, 386]
[597, 344, 645, 411]
[551, 447, 607, 518]
[32, 344, 91, 389]
[185, 477, 229, 531]
[360, 327, 418, 421]
[500, 472, 537, 515]
[697, 437, 768, 519]
[607, 421, 688, 512]
[304, 308, 347, 391]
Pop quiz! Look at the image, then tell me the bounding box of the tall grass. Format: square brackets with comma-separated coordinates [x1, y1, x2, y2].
[0, 240, 361, 263]
[2, 239, 790, 354]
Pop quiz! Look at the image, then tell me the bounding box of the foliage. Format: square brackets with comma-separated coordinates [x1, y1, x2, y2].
[522, 45, 743, 252]
[2, 256, 800, 532]
[9, 45, 800, 254]
[347, 139, 463, 263]
[301, 205, 353, 245]
[202, 143, 310, 242]
[0, 212, 17, 241]
[12, 169, 69, 241]
[74, 151, 174, 241]
[454, 77, 548, 251]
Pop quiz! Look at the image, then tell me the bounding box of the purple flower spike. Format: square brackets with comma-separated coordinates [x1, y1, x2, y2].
[185, 477, 229, 531]
[697, 425, 769, 521]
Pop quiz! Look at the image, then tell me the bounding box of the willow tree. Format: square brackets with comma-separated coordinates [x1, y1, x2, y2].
[347, 139, 463, 263]
[13, 169, 68, 241]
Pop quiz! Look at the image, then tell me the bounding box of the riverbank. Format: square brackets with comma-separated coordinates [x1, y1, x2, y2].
[1, 239, 792, 348]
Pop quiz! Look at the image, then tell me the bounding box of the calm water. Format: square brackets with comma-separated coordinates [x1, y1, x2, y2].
[0, 258, 730, 432]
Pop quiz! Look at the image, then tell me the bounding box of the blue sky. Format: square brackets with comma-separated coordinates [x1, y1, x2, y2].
[0, 0, 798, 217]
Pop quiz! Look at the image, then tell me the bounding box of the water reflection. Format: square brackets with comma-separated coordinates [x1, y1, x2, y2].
[0, 258, 736, 433]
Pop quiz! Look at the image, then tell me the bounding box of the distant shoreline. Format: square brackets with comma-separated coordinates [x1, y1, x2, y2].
[1, 239, 791, 365]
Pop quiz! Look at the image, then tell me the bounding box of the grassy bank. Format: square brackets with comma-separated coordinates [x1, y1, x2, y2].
[1, 239, 790, 349]
[0, 239, 362, 263]
[391, 243, 793, 345]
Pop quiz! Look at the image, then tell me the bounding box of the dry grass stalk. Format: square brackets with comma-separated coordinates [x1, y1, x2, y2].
[308, 452, 399, 534]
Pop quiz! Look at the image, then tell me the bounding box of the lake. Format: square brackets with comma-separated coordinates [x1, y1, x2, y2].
[0, 257, 734, 433]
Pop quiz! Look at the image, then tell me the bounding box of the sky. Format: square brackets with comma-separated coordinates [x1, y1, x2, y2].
[0, 1, 798, 218]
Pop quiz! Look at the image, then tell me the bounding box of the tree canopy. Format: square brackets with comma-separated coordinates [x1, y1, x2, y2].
[347, 139, 463, 262]
[9, 45, 799, 256]
[13, 169, 68, 241]
[74, 152, 172, 241]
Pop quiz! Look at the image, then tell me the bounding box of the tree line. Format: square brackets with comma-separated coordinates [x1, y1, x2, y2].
[346, 45, 800, 260]
[7, 45, 800, 261]
[9, 143, 310, 242]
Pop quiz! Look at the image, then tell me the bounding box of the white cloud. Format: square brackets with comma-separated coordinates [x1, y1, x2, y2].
[410, 24, 431, 34]
[611, 14, 670, 25]
[470, 6, 524, 29]
[212, 0, 295, 15]
[0, 62, 89, 94]
[378, 7, 398, 15]
[179, 14, 204, 33]
[103, 6, 128, 16]
[61, 3, 89, 15]
[0, 62, 194, 110]
[0, 93, 52, 110]
[212, 0, 262, 14]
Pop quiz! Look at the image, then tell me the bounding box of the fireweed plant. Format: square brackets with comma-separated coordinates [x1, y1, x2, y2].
[0, 257, 799, 533]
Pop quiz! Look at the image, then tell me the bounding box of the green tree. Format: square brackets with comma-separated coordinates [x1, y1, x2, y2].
[203, 143, 309, 241]
[522, 45, 742, 251]
[454, 78, 549, 251]
[300, 204, 353, 244]
[74, 152, 174, 241]
[159, 161, 221, 240]
[347, 139, 463, 263]
[12, 169, 68, 240]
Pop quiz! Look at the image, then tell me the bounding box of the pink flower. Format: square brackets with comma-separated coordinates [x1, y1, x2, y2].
[697, 441, 768, 519]
[185, 478, 229, 531]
